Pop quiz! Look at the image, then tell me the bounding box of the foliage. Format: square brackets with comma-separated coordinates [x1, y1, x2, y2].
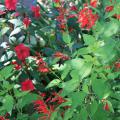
[0, 0, 120, 120]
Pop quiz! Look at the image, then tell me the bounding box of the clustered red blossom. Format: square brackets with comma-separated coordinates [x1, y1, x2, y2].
[21, 79, 35, 91]
[31, 6, 41, 18]
[34, 100, 54, 120]
[78, 7, 98, 29]
[33, 92, 67, 119]
[14, 44, 30, 61]
[5, 0, 17, 10]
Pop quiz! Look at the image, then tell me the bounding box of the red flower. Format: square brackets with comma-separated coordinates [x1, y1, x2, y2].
[0, 116, 5, 120]
[5, 0, 17, 11]
[53, 0, 60, 3]
[21, 79, 35, 91]
[23, 17, 31, 28]
[51, 92, 67, 104]
[14, 64, 21, 70]
[78, 7, 98, 29]
[104, 102, 110, 111]
[115, 62, 120, 69]
[114, 14, 120, 20]
[105, 6, 114, 12]
[14, 44, 30, 61]
[31, 6, 41, 18]
[0, 10, 6, 15]
[70, 6, 78, 11]
[53, 52, 69, 60]
[12, 60, 22, 70]
[90, 0, 98, 8]
[37, 58, 49, 73]
[34, 100, 49, 114]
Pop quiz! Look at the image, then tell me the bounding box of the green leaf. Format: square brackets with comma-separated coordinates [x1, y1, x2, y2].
[63, 32, 71, 44]
[83, 34, 96, 45]
[17, 93, 38, 109]
[17, 114, 29, 120]
[92, 78, 110, 99]
[0, 65, 14, 80]
[103, 21, 119, 37]
[0, 27, 9, 37]
[3, 95, 14, 112]
[60, 79, 80, 96]
[46, 79, 61, 89]
[70, 92, 86, 108]
[79, 107, 88, 120]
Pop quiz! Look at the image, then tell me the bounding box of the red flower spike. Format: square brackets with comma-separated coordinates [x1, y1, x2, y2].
[31, 6, 41, 18]
[14, 44, 30, 61]
[104, 102, 110, 111]
[34, 100, 49, 114]
[23, 17, 31, 28]
[5, 0, 17, 11]
[105, 6, 114, 12]
[21, 79, 35, 91]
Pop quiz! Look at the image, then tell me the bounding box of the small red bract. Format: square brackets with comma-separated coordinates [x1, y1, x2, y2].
[23, 17, 31, 28]
[104, 102, 110, 111]
[21, 79, 35, 91]
[105, 6, 114, 12]
[14, 44, 30, 61]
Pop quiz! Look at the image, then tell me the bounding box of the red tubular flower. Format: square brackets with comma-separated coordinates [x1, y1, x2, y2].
[37, 58, 49, 73]
[104, 102, 110, 111]
[0, 116, 5, 120]
[31, 6, 41, 18]
[23, 17, 31, 28]
[34, 100, 49, 114]
[14, 44, 30, 61]
[105, 6, 114, 12]
[78, 7, 98, 29]
[21, 79, 35, 91]
[53, 52, 69, 60]
[5, 0, 17, 11]
[51, 92, 67, 104]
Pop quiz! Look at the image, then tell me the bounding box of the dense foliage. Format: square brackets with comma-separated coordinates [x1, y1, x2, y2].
[0, 0, 120, 120]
